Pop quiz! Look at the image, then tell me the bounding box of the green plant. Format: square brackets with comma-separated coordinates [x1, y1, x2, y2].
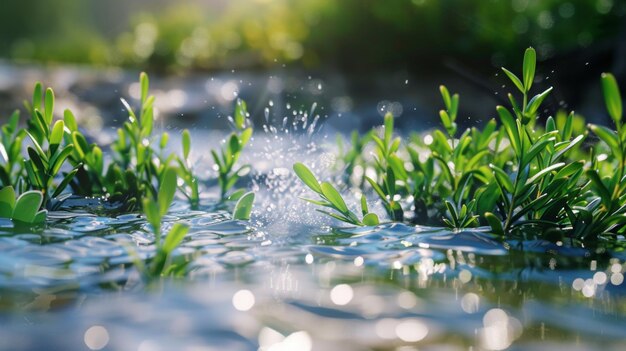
[62, 73, 176, 211]
[142, 167, 190, 278]
[23, 85, 79, 205]
[571, 73, 626, 239]
[211, 99, 253, 202]
[294, 162, 379, 226]
[0, 186, 46, 224]
[486, 48, 585, 234]
[292, 47, 626, 243]
[175, 129, 200, 209]
[365, 113, 404, 221]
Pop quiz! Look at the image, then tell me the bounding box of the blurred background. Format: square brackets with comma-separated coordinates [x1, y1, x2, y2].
[0, 0, 624, 131]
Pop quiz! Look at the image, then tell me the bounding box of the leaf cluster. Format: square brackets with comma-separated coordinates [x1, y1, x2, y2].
[295, 47, 626, 242]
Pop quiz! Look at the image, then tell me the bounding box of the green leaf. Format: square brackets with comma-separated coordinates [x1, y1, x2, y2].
[211, 150, 223, 170]
[521, 136, 554, 167]
[316, 209, 352, 224]
[13, 191, 44, 223]
[586, 170, 612, 206]
[140, 72, 149, 104]
[388, 154, 407, 181]
[32, 82, 42, 111]
[360, 194, 368, 216]
[63, 109, 78, 132]
[553, 134, 585, 161]
[293, 163, 322, 194]
[439, 110, 452, 129]
[366, 176, 388, 203]
[240, 127, 253, 146]
[589, 124, 620, 157]
[162, 223, 189, 254]
[496, 106, 521, 157]
[362, 213, 380, 226]
[0, 186, 16, 218]
[50, 145, 74, 176]
[526, 163, 564, 185]
[33, 210, 47, 223]
[490, 164, 514, 193]
[384, 166, 396, 197]
[142, 198, 161, 237]
[301, 197, 332, 207]
[25, 131, 47, 162]
[439, 85, 451, 109]
[526, 87, 553, 116]
[71, 131, 89, 158]
[554, 161, 584, 179]
[233, 191, 255, 220]
[384, 112, 394, 147]
[52, 167, 79, 199]
[182, 129, 191, 160]
[501, 67, 524, 93]
[320, 182, 348, 214]
[601, 73, 622, 125]
[228, 134, 240, 155]
[44, 88, 54, 125]
[485, 212, 504, 236]
[27, 147, 46, 173]
[522, 47, 536, 92]
[234, 99, 248, 130]
[158, 167, 178, 216]
[450, 94, 459, 119]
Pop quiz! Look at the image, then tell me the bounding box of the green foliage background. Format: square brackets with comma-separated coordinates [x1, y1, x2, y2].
[0, 0, 623, 71]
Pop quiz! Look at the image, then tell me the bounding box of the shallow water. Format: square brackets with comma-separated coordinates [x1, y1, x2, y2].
[1, 195, 625, 351]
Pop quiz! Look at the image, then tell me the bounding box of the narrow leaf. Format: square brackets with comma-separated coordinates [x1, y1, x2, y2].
[162, 223, 189, 254]
[501, 67, 524, 93]
[522, 47, 536, 92]
[293, 163, 323, 194]
[320, 182, 349, 214]
[601, 73, 622, 124]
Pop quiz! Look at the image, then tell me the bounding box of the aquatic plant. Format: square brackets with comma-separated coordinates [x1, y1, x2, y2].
[23, 85, 79, 205]
[294, 162, 379, 226]
[0, 71, 260, 232]
[571, 73, 626, 239]
[0, 186, 46, 224]
[142, 167, 190, 278]
[211, 99, 253, 202]
[365, 113, 405, 222]
[294, 47, 626, 242]
[176, 129, 200, 209]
